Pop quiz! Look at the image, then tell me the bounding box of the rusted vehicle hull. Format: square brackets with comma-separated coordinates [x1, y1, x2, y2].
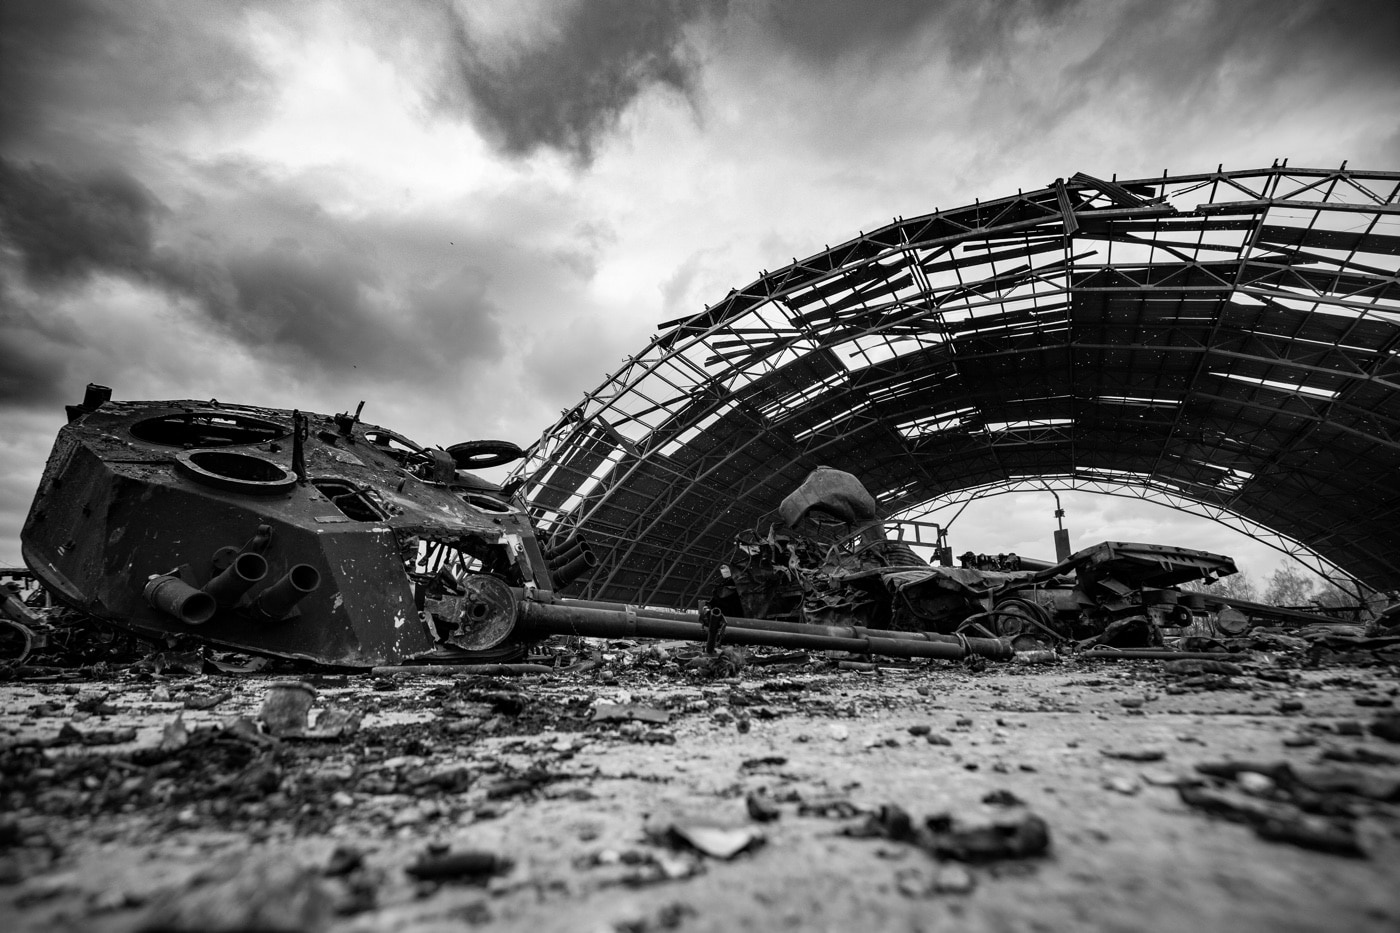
[21, 387, 551, 667]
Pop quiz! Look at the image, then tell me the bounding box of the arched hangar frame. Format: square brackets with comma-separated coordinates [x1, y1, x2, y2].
[894, 476, 1367, 597]
[509, 165, 1400, 609]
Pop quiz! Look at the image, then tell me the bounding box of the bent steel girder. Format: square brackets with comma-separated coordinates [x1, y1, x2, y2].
[510, 166, 1400, 608]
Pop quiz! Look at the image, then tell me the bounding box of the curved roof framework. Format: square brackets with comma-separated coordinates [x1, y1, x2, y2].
[511, 166, 1400, 608]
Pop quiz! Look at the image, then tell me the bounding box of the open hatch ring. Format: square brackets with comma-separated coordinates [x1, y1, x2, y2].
[174, 449, 296, 496]
[460, 491, 513, 514]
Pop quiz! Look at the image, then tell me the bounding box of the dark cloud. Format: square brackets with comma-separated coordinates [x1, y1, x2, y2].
[0, 0, 273, 158]
[0, 158, 511, 400]
[0, 326, 72, 408]
[217, 241, 505, 376]
[722, 0, 1400, 187]
[0, 159, 159, 284]
[745, 0, 1079, 65]
[750, 0, 1400, 84]
[0, 0, 109, 148]
[0, 268, 183, 410]
[0, 158, 164, 408]
[432, 0, 727, 163]
[1067, 1, 1400, 99]
[223, 244, 386, 369]
[746, 0, 1400, 115]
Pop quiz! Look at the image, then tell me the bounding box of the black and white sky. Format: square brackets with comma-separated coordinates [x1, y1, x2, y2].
[2, 0, 1398, 577]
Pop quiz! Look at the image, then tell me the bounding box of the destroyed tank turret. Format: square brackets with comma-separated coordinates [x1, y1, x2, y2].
[19, 384, 576, 667]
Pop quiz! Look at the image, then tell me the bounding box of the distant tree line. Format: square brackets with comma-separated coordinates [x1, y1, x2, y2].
[1183, 564, 1365, 613]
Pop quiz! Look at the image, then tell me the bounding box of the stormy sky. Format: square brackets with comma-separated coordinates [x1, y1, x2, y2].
[2, 0, 1398, 582]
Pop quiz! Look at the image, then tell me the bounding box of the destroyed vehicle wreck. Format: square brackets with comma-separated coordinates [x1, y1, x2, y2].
[18, 386, 574, 668]
[12, 387, 1036, 669]
[16, 389, 1360, 672]
[718, 465, 1352, 654]
[722, 524, 1250, 652]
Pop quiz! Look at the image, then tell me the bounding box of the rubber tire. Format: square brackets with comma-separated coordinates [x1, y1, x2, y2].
[446, 440, 525, 470]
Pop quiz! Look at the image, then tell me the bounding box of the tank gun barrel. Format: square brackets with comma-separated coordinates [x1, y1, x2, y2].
[511, 594, 1013, 661]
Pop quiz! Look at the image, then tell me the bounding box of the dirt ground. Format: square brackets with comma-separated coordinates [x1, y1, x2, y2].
[3, 644, 1399, 933]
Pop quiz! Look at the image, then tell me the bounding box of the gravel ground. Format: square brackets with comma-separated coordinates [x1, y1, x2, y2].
[2, 646, 1399, 932]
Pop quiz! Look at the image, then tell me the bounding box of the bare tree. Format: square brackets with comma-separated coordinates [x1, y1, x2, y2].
[1313, 583, 1359, 610]
[1212, 571, 1258, 603]
[1262, 565, 1314, 607]
[1182, 570, 1258, 602]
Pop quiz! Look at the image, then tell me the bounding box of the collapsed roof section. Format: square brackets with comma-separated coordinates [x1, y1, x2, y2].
[510, 166, 1400, 608]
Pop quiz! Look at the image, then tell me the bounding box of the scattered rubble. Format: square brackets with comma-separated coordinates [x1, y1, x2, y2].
[923, 811, 1052, 862]
[1, 645, 1398, 930]
[653, 823, 766, 860]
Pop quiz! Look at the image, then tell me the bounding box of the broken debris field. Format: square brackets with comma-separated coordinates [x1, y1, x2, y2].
[3, 644, 1400, 933]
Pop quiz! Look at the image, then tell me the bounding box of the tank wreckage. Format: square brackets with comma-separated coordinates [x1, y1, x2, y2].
[17, 386, 1352, 670]
[716, 466, 1257, 654]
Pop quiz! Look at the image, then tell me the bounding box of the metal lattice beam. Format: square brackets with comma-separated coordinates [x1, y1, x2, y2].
[512, 165, 1400, 608]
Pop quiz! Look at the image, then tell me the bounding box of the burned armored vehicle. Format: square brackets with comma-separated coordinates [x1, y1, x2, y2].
[718, 466, 1247, 650]
[19, 385, 595, 667]
[22, 387, 1317, 669]
[18, 388, 1029, 668]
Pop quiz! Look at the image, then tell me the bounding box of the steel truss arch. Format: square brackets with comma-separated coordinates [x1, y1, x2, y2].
[510, 165, 1400, 609]
[891, 477, 1374, 600]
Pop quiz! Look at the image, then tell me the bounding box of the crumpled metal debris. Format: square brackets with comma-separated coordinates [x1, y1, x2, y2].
[841, 802, 1052, 862]
[254, 681, 362, 739]
[684, 646, 747, 679]
[405, 849, 513, 882]
[258, 681, 316, 735]
[0, 617, 36, 669]
[922, 811, 1052, 862]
